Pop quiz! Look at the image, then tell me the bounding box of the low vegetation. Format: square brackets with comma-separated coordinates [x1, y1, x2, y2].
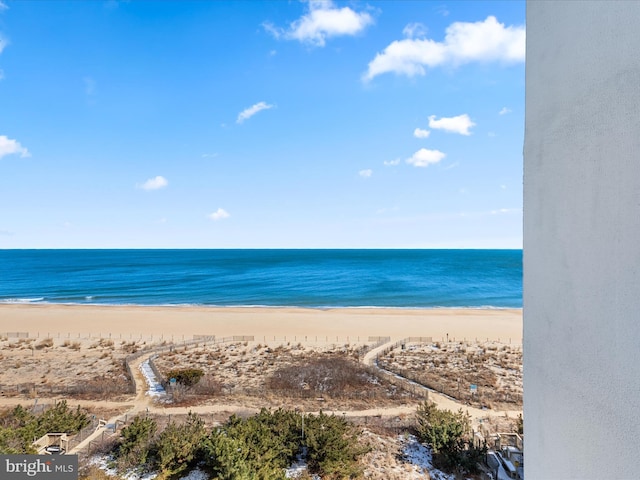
[379, 341, 522, 409]
[267, 356, 378, 396]
[103, 409, 367, 479]
[88, 403, 494, 479]
[0, 336, 136, 400]
[415, 401, 486, 474]
[35, 337, 54, 350]
[116, 416, 157, 470]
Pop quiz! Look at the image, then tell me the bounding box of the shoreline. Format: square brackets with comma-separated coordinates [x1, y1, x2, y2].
[0, 301, 521, 310]
[0, 304, 522, 343]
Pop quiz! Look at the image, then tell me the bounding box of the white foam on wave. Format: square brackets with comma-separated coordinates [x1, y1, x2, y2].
[0, 297, 45, 304]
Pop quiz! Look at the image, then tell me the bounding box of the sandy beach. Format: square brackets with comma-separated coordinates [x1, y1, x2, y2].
[0, 304, 522, 343]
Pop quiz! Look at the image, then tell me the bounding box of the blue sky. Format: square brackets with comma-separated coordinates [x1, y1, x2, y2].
[0, 0, 525, 249]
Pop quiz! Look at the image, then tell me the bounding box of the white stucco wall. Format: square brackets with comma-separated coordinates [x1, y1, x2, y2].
[524, 1, 640, 478]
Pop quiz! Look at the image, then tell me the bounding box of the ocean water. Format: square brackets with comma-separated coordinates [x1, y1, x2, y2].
[0, 250, 522, 308]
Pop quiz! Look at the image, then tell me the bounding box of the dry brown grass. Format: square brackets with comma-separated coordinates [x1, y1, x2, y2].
[35, 338, 54, 350]
[378, 341, 522, 410]
[153, 342, 423, 410]
[0, 336, 159, 400]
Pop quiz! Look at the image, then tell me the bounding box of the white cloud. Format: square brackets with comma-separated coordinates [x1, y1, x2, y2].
[0, 2, 7, 12]
[358, 169, 372, 178]
[499, 107, 512, 115]
[428, 114, 475, 135]
[0, 135, 30, 160]
[413, 128, 430, 139]
[237, 101, 274, 124]
[208, 208, 230, 221]
[402, 22, 427, 39]
[406, 148, 445, 167]
[264, 0, 374, 47]
[138, 175, 168, 191]
[383, 158, 401, 166]
[201, 153, 219, 158]
[363, 16, 525, 81]
[262, 22, 282, 40]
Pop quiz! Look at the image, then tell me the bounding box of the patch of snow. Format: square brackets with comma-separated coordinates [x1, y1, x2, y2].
[285, 458, 308, 479]
[400, 435, 455, 480]
[88, 455, 158, 480]
[178, 468, 209, 480]
[285, 449, 320, 479]
[139, 360, 166, 398]
[88, 455, 119, 477]
[123, 470, 158, 480]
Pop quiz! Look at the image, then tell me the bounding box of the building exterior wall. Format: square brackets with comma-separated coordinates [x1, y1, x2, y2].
[524, 1, 640, 478]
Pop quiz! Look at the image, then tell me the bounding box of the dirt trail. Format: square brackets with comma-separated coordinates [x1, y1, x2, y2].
[68, 352, 154, 454]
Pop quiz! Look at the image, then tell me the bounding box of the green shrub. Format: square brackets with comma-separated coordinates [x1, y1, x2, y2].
[415, 401, 485, 474]
[37, 401, 90, 434]
[304, 411, 367, 479]
[153, 412, 206, 476]
[203, 409, 299, 480]
[165, 368, 204, 387]
[204, 409, 367, 480]
[117, 416, 157, 468]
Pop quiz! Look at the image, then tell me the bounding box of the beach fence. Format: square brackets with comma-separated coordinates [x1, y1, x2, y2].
[252, 335, 380, 346]
[5, 332, 29, 338]
[3, 331, 222, 343]
[0, 382, 132, 398]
